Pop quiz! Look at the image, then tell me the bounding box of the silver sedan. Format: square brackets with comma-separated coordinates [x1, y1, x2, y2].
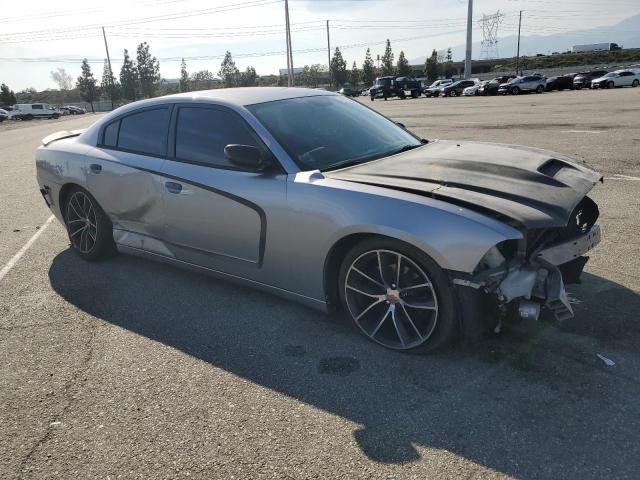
[35, 88, 602, 352]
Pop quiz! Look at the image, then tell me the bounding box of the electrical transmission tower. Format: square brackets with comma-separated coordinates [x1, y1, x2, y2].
[479, 11, 504, 59]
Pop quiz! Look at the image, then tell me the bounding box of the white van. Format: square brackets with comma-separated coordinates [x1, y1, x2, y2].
[12, 103, 60, 120]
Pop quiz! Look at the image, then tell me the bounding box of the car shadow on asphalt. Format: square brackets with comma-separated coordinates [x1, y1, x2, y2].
[48, 250, 640, 479]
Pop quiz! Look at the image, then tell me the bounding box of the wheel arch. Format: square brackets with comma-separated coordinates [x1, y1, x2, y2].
[58, 182, 84, 220]
[323, 232, 445, 313]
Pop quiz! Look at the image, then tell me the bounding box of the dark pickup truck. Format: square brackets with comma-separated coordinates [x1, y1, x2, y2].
[370, 76, 422, 101]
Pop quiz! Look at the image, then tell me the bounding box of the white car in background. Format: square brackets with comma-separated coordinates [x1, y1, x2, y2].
[463, 82, 484, 96]
[0, 108, 8, 122]
[591, 70, 640, 89]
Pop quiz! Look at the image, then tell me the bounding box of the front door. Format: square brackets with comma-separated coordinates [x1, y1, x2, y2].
[160, 104, 287, 282]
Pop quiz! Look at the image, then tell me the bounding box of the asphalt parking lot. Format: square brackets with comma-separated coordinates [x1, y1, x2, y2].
[1, 88, 639, 479]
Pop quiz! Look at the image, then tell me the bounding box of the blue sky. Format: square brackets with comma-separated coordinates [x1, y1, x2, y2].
[1, 0, 638, 91]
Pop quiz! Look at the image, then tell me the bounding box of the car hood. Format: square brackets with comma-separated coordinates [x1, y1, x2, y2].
[325, 140, 603, 229]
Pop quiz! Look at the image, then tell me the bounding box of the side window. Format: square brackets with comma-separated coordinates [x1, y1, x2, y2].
[103, 120, 120, 147]
[32, 104, 43, 110]
[117, 108, 170, 156]
[175, 107, 260, 169]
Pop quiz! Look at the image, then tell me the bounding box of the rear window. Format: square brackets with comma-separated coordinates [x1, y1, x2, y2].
[103, 120, 120, 147]
[115, 108, 170, 156]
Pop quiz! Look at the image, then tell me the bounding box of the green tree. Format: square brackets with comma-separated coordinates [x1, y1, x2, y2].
[381, 39, 394, 76]
[299, 64, 324, 87]
[119, 49, 138, 101]
[396, 51, 411, 76]
[136, 42, 160, 98]
[362, 48, 375, 86]
[329, 47, 347, 88]
[238, 66, 257, 87]
[179, 58, 190, 92]
[350, 61, 360, 86]
[423, 49, 439, 82]
[443, 47, 454, 78]
[76, 59, 98, 112]
[100, 59, 121, 107]
[218, 51, 240, 88]
[0, 83, 17, 105]
[190, 70, 217, 90]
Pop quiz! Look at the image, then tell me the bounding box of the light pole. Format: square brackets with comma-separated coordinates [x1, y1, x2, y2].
[464, 0, 473, 79]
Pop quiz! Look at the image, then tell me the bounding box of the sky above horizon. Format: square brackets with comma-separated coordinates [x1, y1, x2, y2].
[1, 0, 638, 91]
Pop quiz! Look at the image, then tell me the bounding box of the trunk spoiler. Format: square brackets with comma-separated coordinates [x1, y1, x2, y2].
[41, 129, 85, 147]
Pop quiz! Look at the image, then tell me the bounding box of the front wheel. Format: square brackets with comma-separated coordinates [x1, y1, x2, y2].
[511, 87, 519, 95]
[607, 81, 614, 88]
[632, 79, 639, 87]
[64, 187, 116, 261]
[536, 85, 544, 93]
[339, 239, 458, 352]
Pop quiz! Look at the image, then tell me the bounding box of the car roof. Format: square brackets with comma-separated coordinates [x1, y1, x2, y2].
[157, 87, 337, 107]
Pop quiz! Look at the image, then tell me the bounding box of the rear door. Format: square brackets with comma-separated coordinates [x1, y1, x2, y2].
[86, 106, 170, 246]
[160, 103, 287, 281]
[617, 71, 633, 86]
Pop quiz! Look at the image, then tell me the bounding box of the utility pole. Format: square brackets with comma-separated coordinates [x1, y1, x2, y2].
[515, 10, 522, 75]
[101, 27, 115, 110]
[284, 0, 294, 86]
[326, 20, 331, 85]
[464, 0, 473, 79]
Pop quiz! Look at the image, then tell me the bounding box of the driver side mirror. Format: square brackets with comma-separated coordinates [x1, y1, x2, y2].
[224, 144, 264, 170]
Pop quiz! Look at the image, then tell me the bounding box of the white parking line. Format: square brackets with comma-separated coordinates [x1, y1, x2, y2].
[604, 174, 640, 181]
[0, 215, 55, 283]
[562, 130, 603, 134]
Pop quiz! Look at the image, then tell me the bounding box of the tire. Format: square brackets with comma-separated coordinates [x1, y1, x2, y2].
[536, 85, 544, 93]
[64, 187, 116, 261]
[607, 81, 614, 89]
[370, 96, 374, 102]
[511, 87, 519, 95]
[25, 114, 34, 121]
[411, 90, 419, 98]
[52, 113, 60, 119]
[633, 79, 639, 87]
[338, 238, 458, 352]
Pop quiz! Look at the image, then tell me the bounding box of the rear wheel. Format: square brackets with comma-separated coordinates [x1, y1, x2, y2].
[632, 79, 639, 87]
[339, 238, 458, 352]
[536, 85, 544, 93]
[64, 187, 115, 261]
[411, 90, 419, 98]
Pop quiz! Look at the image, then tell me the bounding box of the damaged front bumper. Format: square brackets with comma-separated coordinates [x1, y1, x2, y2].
[454, 224, 601, 324]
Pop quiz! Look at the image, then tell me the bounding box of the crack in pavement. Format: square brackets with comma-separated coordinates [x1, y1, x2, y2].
[17, 319, 99, 480]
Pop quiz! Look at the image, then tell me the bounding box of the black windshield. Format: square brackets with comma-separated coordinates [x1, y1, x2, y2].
[248, 95, 423, 171]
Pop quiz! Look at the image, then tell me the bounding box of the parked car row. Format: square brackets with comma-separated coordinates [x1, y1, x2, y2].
[418, 68, 640, 99]
[0, 103, 87, 122]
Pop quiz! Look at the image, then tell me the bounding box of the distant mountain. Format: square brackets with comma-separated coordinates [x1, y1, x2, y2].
[410, 14, 640, 64]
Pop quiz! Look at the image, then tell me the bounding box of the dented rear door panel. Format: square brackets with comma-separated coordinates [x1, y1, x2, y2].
[84, 147, 166, 240]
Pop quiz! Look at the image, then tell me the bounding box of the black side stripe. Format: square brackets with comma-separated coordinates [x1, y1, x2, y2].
[93, 157, 267, 267]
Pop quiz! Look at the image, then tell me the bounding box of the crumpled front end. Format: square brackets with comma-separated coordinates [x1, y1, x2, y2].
[454, 195, 601, 329]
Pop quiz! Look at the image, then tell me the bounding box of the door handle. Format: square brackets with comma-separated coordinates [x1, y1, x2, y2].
[165, 181, 182, 194]
[89, 163, 102, 174]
